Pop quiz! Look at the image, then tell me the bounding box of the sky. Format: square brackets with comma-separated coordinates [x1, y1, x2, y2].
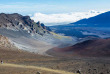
[0, 0, 110, 14]
[0, 0, 110, 25]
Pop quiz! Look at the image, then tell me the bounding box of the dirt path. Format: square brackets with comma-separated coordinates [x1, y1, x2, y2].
[0, 63, 75, 74]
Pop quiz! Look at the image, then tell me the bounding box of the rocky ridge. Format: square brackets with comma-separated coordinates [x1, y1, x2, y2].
[0, 13, 50, 36]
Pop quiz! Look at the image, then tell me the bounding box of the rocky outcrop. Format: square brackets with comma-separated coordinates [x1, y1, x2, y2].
[0, 35, 13, 47]
[0, 13, 51, 36]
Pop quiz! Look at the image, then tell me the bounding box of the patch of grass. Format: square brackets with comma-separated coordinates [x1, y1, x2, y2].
[50, 32, 71, 39]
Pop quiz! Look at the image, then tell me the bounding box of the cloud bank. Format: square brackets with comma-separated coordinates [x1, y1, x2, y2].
[31, 10, 105, 26]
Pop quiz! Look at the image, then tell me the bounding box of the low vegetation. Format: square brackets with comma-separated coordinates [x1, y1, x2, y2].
[0, 46, 110, 74]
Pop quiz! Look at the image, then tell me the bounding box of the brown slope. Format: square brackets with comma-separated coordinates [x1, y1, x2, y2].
[47, 39, 110, 57]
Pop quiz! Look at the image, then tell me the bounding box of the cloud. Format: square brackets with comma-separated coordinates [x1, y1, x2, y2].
[31, 10, 105, 26]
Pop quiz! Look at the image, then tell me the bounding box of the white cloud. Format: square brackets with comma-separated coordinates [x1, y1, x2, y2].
[31, 10, 106, 26]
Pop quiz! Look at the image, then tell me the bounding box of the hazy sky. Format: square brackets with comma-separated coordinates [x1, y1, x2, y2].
[0, 0, 110, 15]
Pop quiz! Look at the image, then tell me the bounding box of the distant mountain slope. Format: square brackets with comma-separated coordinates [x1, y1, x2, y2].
[72, 11, 110, 27]
[50, 25, 100, 38]
[47, 38, 110, 57]
[49, 11, 110, 39]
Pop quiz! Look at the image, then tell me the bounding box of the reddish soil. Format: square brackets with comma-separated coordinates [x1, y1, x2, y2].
[47, 39, 110, 57]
